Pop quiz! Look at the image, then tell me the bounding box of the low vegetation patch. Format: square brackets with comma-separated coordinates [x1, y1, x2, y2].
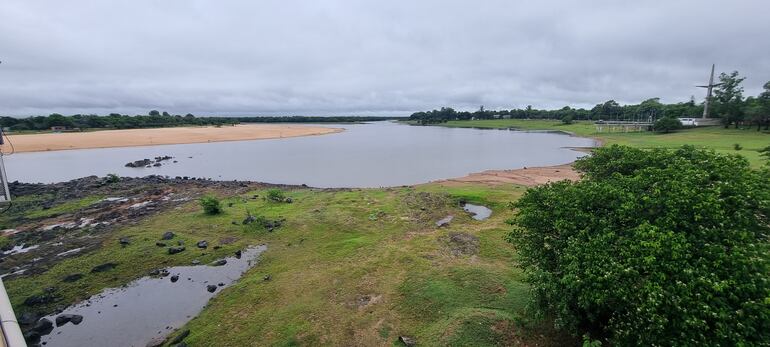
[198, 195, 222, 215]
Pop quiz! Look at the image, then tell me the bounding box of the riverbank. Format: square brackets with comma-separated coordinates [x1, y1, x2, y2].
[2, 124, 343, 153]
[0, 176, 572, 346]
[441, 119, 770, 167]
[432, 163, 580, 186]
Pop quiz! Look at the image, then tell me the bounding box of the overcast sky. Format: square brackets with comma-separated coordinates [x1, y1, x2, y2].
[1, 1, 768, 116]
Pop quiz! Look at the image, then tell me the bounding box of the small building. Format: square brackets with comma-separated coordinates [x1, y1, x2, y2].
[51, 126, 67, 132]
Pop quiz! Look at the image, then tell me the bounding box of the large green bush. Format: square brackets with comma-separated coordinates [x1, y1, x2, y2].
[509, 145, 770, 345]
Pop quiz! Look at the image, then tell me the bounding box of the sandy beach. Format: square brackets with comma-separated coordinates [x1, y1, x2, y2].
[1, 124, 343, 153]
[432, 164, 581, 187]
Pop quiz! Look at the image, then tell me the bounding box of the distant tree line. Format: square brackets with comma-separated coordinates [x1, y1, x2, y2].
[410, 72, 770, 131]
[0, 110, 404, 131]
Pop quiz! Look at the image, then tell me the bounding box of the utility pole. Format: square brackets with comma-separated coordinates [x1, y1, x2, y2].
[696, 64, 723, 119]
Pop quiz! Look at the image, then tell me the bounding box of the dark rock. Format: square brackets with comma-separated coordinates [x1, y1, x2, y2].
[231, 221, 239, 225]
[62, 273, 83, 283]
[24, 293, 58, 306]
[263, 274, 271, 281]
[23, 330, 41, 343]
[156, 242, 167, 247]
[399, 336, 416, 346]
[32, 318, 54, 336]
[18, 312, 40, 325]
[227, 202, 234, 207]
[242, 215, 257, 225]
[211, 259, 227, 266]
[206, 285, 217, 293]
[170, 275, 179, 283]
[152, 163, 162, 167]
[284, 197, 293, 203]
[196, 240, 208, 249]
[177, 240, 184, 246]
[55, 314, 83, 327]
[91, 262, 118, 273]
[168, 329, 190, 344]
[191, 260, 201, 265]
[119, 237, 130, 246]
[161, 231, 175, 240]
[234, 250, 242, 258]
[125, 158, 152, 168]
[168, 246, 185, 255]
[218, 282, 224, 286]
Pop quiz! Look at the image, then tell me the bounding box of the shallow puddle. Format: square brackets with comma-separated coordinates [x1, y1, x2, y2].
[40, 245, 267, 347]
[463, 203, 492, 220]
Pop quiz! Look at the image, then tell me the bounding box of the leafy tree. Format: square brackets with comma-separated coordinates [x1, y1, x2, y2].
[653, 116, 682, 133]
[713, 71, 746, 128]
[509, 145, 770, 345]
[560, 115, 574, 125]
[199, 195, 222, 215]
[148, 110, 160, 116]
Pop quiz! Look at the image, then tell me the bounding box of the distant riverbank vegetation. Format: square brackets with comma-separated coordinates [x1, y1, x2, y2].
[0, 111, 404, 132]
[411, 72, 770, 130]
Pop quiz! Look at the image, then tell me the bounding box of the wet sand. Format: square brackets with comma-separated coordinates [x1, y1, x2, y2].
[2, 124, 343, 153]
[433, 164, 581, 187]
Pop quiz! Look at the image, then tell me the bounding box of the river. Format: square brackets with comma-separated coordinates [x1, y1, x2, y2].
[6, 122, 594, 187]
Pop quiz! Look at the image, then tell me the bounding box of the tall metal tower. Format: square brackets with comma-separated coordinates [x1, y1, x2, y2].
[696, 64, 723, 119]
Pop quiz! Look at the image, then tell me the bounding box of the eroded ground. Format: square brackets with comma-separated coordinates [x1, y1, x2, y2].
[2, 176, 573, 346]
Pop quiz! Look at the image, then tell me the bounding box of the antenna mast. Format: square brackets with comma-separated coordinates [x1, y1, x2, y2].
[696, 64, 723, 119]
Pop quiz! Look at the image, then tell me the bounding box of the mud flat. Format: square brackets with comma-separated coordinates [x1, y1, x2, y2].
[3, 124, 343, 153]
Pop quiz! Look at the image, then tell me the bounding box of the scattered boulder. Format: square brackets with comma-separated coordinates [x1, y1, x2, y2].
[170, 275, 179, 283]
[191, 260, 201, 265]
[119, 237, 130, 246]
[168, 246, 185, 255]
[24, 293, 58, 306]
[263, 274, 271, 281]
[161, 231, 175, 240]
[91, 263, 118, 273]
[125, 159, 152, 168]
[211, 259, 227, 266]
[18, 312, 40, 325]
[55, 314, 83, 327]
[32, 318, 54, 336]
[91, 263, 117, 273]
[399, 336, 416, 346]
[155, 242, 167, 247]
[196, 240, 208, 249]
[234, 250, 242, 258]
[217, 282, 224, 287]
[206, 285, 217, 293]
[435, 215, 454, 227]
[62, 273, 83, 283]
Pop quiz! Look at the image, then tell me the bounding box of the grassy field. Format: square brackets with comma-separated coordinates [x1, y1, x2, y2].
[7, 184, 571, 346]
[442, 119, 770, 167]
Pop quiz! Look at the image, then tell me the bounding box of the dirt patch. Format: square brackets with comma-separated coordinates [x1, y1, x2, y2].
[440, 232, 479, 256]
[435, 164, 580, 187]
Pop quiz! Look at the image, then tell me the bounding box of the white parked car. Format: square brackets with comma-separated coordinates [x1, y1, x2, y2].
[677, 118, 698, 126]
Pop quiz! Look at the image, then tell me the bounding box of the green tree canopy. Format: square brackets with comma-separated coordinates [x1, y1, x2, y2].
[509, 145, 770, 345]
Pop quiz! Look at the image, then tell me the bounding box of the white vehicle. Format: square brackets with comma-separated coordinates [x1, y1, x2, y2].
[678, 118, 699, 126]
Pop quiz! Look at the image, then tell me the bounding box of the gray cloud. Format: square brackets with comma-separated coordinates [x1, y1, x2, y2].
[1, 0, 768, 116]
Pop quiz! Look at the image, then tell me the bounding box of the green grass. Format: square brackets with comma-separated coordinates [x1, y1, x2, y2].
[26, 195, 104, 219]
[442, 119, 770, 167]
[6, 185, 559, 346]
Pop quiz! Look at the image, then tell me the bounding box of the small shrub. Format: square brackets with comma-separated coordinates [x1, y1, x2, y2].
[561, 115, 574, 125]
[653, 116, 682, 133]
[760, 145, 770, 162]
[199, 195, 222, 215]
[266, 189, 286, 202]
[105, 173, 120, 184]
[734, 143, 743, 150]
